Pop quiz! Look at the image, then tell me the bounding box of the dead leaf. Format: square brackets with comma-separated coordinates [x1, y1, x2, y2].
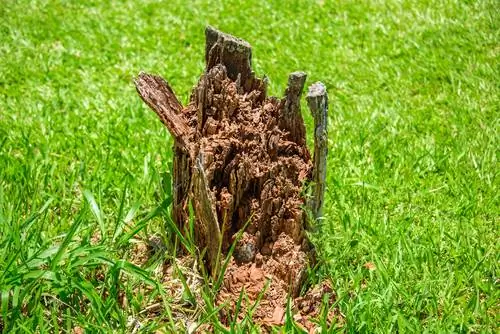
[363, 262, 376, 271]
[72, 327, 84, 334]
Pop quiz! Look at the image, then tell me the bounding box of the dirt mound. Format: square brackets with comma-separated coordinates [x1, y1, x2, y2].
[218, 233, 308, 325]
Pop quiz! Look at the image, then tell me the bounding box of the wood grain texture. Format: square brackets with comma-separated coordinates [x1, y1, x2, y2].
[134, 73, 191, 148]
[281, 71, 307, 146]
[306, 82, 328, 220]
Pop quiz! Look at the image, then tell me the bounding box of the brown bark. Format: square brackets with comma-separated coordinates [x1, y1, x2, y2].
[135, 73, 192, 149]
[135, 26, 329, 323]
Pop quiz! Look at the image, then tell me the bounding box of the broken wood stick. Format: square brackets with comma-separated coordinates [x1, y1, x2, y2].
[281, 71, 307, 146]
[134, 73, 192, 148]
[306, 82, 329, 220]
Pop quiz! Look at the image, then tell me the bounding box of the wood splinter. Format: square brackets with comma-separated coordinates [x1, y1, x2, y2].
[307, 82, 329, 220]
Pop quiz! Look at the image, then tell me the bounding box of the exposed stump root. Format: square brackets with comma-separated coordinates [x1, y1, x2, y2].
[135, 26, 329, 326]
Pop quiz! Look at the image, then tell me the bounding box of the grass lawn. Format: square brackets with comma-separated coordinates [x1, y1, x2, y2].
[0, 0, 498, 332]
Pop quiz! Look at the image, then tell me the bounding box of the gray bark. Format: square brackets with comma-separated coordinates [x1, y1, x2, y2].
[306, 82, 328, 219]
[281, 71, 307, 146]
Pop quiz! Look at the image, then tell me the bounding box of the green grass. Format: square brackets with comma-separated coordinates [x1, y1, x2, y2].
[0, 0, 498, 332]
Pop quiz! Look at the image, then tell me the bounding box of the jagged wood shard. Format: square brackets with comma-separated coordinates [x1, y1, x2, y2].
[134, 73, 191, 148]
[281, 71, 307, 146]
[205, 25, 253, 89]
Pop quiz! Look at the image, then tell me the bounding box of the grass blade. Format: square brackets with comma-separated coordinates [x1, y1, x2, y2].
[83, 190, 105, 239]
[50, 211, 84, 270]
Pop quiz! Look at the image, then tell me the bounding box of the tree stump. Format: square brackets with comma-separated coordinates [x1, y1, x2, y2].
[135, 26, 328, 323]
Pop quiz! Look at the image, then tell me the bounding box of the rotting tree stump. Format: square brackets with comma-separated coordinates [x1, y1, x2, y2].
[135, 26, 328, 324]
